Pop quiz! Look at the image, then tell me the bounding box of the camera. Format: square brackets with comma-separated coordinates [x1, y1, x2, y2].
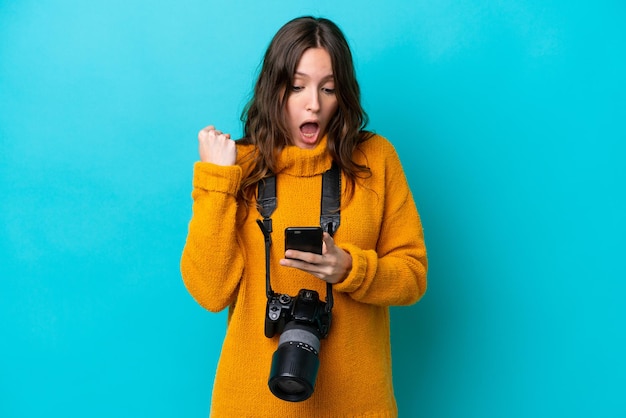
[265, 289, 331, 402]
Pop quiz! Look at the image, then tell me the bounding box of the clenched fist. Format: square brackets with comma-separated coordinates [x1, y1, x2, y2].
[198, 125, 236, 166]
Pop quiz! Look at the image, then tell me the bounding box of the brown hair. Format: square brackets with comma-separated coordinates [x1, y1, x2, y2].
[238, 16, 372, 203]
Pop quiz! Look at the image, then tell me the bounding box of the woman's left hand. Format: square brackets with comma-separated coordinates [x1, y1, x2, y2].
[279, 233, 352, 284]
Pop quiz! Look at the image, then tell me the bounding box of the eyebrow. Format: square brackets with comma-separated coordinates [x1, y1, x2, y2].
[294, 72, 335, 81]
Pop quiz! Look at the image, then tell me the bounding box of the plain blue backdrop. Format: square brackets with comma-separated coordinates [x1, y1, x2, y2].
[1, 1, 624, 417]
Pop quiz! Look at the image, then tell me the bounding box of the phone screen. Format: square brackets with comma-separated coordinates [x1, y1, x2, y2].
[284, 226, 323, 255]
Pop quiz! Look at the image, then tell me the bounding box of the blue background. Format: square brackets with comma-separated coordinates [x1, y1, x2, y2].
[1, 1, 624, 417]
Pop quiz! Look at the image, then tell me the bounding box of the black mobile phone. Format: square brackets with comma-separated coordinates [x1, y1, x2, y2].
[284, 226, 323, 255]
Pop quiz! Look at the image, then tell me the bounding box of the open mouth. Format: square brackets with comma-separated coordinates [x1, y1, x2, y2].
[298, 122, 321, 146]
[300, 122, 320, 138]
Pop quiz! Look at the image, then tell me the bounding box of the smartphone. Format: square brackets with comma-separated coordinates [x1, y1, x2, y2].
[284, 226, 323, 255]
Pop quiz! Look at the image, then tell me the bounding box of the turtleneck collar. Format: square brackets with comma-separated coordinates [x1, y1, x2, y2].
[274, 135, 333, 177]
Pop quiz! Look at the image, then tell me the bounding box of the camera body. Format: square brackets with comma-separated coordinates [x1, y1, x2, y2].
[265, 289, 331, 339]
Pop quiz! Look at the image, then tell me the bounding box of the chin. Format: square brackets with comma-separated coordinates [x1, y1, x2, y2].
[294, 140, 318, 149]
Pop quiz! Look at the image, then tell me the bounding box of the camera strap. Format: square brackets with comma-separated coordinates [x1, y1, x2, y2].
[256, 162, 341, 311]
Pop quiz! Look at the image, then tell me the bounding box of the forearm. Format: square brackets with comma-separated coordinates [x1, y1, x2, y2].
[334, 239, 427, 306]
[180, 162, 245, 312]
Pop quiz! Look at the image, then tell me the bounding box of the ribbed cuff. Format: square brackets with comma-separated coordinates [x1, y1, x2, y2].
[193, 162, 242, 195]
[333, 243, 367, 293]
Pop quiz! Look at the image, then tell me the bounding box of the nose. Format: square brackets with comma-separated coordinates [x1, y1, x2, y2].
[306, 90, 320, 113]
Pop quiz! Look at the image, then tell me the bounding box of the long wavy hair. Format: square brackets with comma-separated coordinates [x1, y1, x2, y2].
[238, 16, 372, 204]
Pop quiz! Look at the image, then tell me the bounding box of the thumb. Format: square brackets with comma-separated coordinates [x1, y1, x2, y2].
[322, 232, 335, 254]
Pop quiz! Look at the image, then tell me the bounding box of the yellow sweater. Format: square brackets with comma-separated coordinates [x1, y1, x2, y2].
[181, 134, 427, 417]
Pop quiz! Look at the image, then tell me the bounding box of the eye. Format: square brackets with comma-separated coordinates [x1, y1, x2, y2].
[292, 85, 304, 92]
[322, 87, 335, 95]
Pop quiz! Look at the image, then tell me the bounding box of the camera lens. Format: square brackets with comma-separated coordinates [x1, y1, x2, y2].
[276, 378, 307, 396]
[268, 323, 321, 402]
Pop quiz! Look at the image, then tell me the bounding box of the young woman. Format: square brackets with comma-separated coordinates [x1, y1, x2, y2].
[181, 16, 427, 417]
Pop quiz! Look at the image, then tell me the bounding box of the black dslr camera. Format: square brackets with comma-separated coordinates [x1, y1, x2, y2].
[265, 289, 331, 402]
[256, 162, 341, 403]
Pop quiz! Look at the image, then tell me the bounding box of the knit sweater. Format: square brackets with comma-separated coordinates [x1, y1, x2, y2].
[181, 134, 427, 417]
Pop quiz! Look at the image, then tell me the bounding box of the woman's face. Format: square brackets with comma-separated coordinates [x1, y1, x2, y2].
[285, 47, 339, 149]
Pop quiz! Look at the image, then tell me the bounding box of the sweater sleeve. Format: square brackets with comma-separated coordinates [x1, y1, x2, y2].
[180, 161, 245, 312]
[333, 141, 428, 306]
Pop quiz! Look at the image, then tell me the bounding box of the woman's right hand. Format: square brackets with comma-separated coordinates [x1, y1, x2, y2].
[198, 125, 237, 165]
